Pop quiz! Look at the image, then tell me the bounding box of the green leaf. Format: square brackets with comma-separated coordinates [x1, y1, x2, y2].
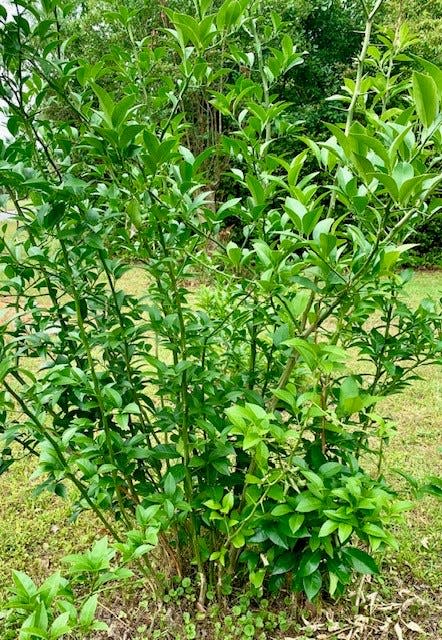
[49, 612, 71, 639]
[412, 72, 439, 128]
[12, 571, 37, 598]
[392, 161, 414, 190]
[221, 492, 234, 513]
[231, 532, 245, 548]
[17, 626, 47, 639]
[205, 499, 221, 510]
[296, 494, 322, 513]
[218, 197, 242, 215]
[122, 402, 141, 415]
[112, 95, 136, 127]
[413, 56, 442, 98]
[164, 473, 177, 496]
[328, 571, 339, 597]
[179, 145, 195, 165]
[136, 504, 160, 526]
[284, 197, 307, 231]
[249, 568, 266, 588]
[271, 504, 293, 517]
[253, 240, 274, 267]
[271, 551, 297, 575]
[325, 123, 352, 156]
[350, 133, 390, 170]
[268, 529, 289, 549]
[103, 386, 122, 409]
[303, 569, 322, 601]
[362, 523, 387, 539]
[319, 462, 343, 478]
[298, 550, 321, 577]
[246, 174, 265, 206]
[380, 244, 415, 273]
[339, 377, 362, 415]
[226, 241, 242, 267]
[267, 485, 285, 502]
[343, 547, 379, 574]
[289, 514, 305, 534]
[243, 431, 262, 450]
[35, 602, 48, 632]
[225, 405, 246, 428]
[318, 519, 339, 538]
[338, 523, 353, 544]
[79, 594, 99, 627]
[39, 572, 65, 603]
[91, 82, 115, 126]
[284, 338, 317, 370]
[288, 291, 311, 319]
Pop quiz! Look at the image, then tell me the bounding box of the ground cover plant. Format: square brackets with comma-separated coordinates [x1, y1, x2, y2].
[1, 0, 442, 637]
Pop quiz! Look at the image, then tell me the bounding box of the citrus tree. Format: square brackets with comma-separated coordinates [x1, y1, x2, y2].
[0, 0, 441, 606]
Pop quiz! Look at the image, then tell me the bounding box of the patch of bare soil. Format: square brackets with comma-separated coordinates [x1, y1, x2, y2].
[89, 562, 442, 640]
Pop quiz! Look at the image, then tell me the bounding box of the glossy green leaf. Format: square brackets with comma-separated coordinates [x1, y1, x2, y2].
[303, 569, 322, 601]
[296, 494, 322, 512]
[318, 519, 339, 538]
[412, 72, 439, 128]
[343, 547, 379, 574]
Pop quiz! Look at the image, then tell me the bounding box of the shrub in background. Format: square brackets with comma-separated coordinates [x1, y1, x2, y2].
[404, 215, 442, 268]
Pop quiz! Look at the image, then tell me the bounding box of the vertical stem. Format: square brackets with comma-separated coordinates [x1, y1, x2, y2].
[345, 0, 384, 135]
[53, 6, 62, 59]
[328, 0, 384, 214]
[320, 375, 330, 454]
[251, 18, 271, 145]
[154, 217, 206, 602]
[248, 298, 258, 390]
[59, 240, 134, 527]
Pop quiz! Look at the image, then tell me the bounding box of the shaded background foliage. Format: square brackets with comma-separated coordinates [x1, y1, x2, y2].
[59, 0, 365, 173]
[383, 0, 442, 66]
[64, 0, 365, 131]
[381, 0, 442, 266]
[55, 0, 442, 265]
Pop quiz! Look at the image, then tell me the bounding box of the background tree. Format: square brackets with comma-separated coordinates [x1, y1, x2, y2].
[382, 0, 442, 66]
[53, 0, 365, 197]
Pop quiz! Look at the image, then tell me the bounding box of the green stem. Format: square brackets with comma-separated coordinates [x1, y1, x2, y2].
[154, 216, 206, 602]
[345, 0, 384, 136]
[98, 251, 161, 450]
[251, 18, 271, 145]
[59, 240, 134, 527]
[248, 297, 258, 390]
[328, 0, 384, 214]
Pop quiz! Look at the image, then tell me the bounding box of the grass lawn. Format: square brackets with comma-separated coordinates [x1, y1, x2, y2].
[0, 269, 441, 639]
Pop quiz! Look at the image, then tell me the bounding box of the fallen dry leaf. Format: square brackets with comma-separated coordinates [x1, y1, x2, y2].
[405, 620, 426, 634]
[395, 622, 404, 640]
[420, 537, 430, 550]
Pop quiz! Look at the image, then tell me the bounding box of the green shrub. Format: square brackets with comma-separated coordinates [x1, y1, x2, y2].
[0, 0, 442, 608]
[405, 215, 442, 267]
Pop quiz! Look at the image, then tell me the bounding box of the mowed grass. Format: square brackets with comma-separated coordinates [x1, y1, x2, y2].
[0, 266, 441, 636]
[382, 272, 442, 590]
[0, 457, 99, 600]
